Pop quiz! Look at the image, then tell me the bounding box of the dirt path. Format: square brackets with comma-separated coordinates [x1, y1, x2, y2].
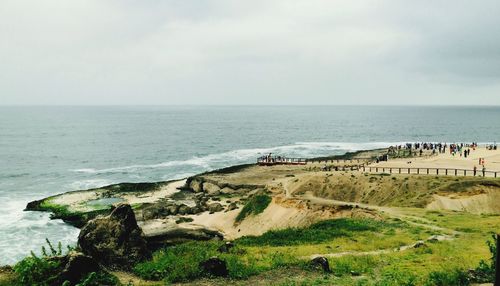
[297, 192, 458, 259]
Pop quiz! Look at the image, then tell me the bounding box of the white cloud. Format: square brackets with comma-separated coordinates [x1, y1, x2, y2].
[1, 0, 499, 105]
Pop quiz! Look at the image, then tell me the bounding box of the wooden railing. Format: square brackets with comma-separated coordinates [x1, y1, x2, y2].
[307, 157, 373, 164]
[362, 166, 498, 178]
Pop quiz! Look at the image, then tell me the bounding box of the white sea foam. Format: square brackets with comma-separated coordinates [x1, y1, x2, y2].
[70, 142, 402, 175]
[66, 179, 114, 190]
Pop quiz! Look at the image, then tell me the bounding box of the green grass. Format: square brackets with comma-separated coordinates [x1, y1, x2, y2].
[38, 200, 110, 228]
[235, 194, 272, 223]
[236, 218, 406, 246]
[133, 241, 267, 283]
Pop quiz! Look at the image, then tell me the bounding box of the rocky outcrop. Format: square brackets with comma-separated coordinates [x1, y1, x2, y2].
[78, 204, 151, 270]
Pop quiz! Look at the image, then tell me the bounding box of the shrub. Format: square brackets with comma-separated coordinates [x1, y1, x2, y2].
[13, 239, 117, 286]
[235, 194, 272, 223]
[424, 269, 470, 286]
[14, 252, 62, 286]
[471, 233, 497, 283]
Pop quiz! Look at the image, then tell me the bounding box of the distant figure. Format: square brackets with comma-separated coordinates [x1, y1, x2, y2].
[482, 166, 486, 177]
[473, 166, 477, 176]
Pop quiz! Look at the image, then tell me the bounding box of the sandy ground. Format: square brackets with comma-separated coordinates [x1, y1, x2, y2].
[122, 179, 186, 205]
[371, 147, 500, 171]
[187, 198, 315, 240]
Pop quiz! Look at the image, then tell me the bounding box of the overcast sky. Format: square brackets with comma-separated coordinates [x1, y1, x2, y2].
[1, 1, 499, 105]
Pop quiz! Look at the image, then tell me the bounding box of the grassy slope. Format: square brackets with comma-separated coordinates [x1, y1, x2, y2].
[300, 173, 500, 208]
[118, 208, 500, 286]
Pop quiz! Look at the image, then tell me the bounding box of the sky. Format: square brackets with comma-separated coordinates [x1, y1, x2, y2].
[1, 0, 500, 105]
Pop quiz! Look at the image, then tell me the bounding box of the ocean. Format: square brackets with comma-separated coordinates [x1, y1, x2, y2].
[0, 105, 499, 265]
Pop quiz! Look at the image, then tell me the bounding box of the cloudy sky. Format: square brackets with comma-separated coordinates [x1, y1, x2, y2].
[1, 1, 499, 105]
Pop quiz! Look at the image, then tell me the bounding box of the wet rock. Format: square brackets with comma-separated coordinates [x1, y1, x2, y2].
[208, 203, 223, 213]
[78, 204, 151, 270]
[310, 256, 331, 273]
[199, 257, 228, 277]
[218, 242, 234, 253]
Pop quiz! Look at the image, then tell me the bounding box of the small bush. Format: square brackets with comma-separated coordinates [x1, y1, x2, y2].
[424, 269, 470, 286]
[471, 233, 497, 283]
[14, 252, 62, 286]
[235, 194, 272, 223]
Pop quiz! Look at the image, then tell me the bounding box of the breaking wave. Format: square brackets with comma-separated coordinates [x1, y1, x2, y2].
[71, 142, 401, 175]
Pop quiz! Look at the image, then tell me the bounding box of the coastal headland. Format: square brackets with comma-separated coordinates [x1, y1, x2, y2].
[3, 145, 500, 285]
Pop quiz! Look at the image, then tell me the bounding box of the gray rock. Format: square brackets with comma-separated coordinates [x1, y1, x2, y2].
[203, 182, 221, 195]
[208, 203, 223, 213]
[310, 256, 331, 273]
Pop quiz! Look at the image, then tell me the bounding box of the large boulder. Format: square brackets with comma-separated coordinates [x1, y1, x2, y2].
[78, 204, 151, 269]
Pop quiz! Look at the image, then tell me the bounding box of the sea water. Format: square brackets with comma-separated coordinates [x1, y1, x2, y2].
[0, 105, 499, 265]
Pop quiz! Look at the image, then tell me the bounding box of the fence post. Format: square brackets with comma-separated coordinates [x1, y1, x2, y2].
[496, 172, 497, 178]
[383, 168, 385, 173]
[390, 168, 392, 174]
[455, 169, 457, 176]
[437, 169, 439, 175]
[417, 168, 419, 175]
[408, 168, 410, 174]
[376, 167, 378, 172]
[445, 169, 448, 175]
[427, 168, 429, 174]
[399, 168, 401, 174]
[464, 170, 467, 176]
